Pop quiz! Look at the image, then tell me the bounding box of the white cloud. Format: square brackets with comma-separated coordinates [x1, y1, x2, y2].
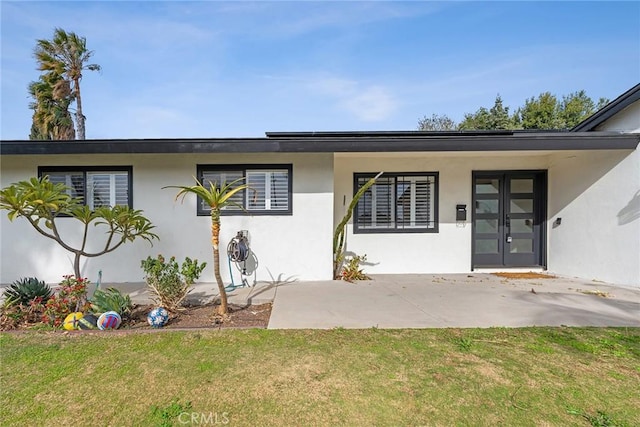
[305, 75, 399, 122]
[341, 86, 398, 122]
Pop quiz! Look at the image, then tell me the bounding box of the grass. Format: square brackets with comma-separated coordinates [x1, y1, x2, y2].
[1, 327, 639, 426]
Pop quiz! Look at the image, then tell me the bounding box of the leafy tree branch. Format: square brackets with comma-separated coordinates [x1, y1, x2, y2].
[0, 176, 158, 279]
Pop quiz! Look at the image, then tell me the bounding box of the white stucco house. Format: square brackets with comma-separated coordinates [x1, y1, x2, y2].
[1, 84, 639, 288]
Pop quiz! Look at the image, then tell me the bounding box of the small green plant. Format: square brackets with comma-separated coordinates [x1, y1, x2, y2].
[90, 287, 133, 318]
[150, 399, 192, 427]
[339, 254, 370, 282]
[42, 276, 90, 327]
[456, 337, 473, 352]
[567, 408, 627, 427]
[141, 255, 206, 312]
[3, 277, 52, 307]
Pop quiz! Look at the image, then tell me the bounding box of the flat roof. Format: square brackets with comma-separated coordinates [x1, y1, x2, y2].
[1, 131, 637, 155]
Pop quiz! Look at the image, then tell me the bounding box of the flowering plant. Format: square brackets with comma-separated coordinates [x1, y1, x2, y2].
[41, 276, 90, 326]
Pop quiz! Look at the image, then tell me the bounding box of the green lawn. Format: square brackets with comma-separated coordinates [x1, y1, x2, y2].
[1, 328, 639, 426]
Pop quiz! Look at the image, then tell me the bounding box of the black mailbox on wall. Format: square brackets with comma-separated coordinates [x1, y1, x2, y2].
[456, 204, 467, 221]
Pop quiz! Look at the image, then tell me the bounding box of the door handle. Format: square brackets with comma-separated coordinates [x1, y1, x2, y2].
[505, 214, 511, 243]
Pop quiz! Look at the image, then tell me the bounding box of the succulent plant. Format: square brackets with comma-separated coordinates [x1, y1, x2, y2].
[3, 277, 52, 307]
[90, 287, 132, 317]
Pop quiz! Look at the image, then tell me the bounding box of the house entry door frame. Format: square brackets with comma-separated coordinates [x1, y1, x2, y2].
[472, 170, 547, 269]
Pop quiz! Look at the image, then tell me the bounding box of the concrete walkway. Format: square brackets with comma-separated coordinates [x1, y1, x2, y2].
[104, 280, 278, 307]
[65, 273, 640, 329]
[267, 274, 640, 329]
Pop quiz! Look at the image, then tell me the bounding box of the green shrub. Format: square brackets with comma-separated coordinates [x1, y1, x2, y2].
[3, 277, 52, 307]
[141, 255, 206, 312]
[90, 287, 133, 317]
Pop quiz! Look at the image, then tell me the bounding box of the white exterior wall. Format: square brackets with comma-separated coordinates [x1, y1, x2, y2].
[595, 101, 640, 133]
[547, 147, 640, 287]
[335, 149, 639, 287]
[334, 152, 551, 275]
[0, 153, 334, 284]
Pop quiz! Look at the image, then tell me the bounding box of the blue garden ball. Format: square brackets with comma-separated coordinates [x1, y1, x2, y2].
[147, 307, 169, 328]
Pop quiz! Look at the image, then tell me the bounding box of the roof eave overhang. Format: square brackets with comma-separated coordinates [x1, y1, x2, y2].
[572, 83, 640, 132]
[1, 133, 638, 155]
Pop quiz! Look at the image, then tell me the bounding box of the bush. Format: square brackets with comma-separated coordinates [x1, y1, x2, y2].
[141, 255, 206, 312]
[340, 255, 370, 282]
[3, 277, 52, 307]
[90, 287, 133, 318]
[42, 276, 90, 327]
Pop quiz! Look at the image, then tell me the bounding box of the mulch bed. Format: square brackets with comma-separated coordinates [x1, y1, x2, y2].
[128, 303, 272, 329]
[0, 302, 272, 332]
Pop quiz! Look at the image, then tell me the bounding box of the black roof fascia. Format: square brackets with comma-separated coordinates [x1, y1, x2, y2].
[572, 83, 640, 132]
[1, 133, 637, 155]
[265, 130, 519, 138]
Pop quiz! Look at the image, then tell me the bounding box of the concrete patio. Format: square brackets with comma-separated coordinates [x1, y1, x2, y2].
[106, 273, 640, 329]
[267, 274, 640, 329]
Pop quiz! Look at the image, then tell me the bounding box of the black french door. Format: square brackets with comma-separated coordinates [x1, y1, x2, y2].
[472, 171, 546, 268]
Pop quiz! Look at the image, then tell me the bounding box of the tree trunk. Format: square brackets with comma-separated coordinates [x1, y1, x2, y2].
[211, 215, 228, 315]
[73, 251, 87, 311]
[74, 77, 85, 140]
[73, 252, 82, 280]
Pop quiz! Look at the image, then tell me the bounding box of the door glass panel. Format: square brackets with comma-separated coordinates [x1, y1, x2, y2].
[475, 239, 498, 254]
[511, 218, 533, 233]
[473, 172, 544, 267]
[509, 239, 533, 253]
[476, 199, 498, 214]
[510, 199, 533, 213]
[475, 219, 498, 233]
[511, 179, 533, 194]
[475, 179, 499, 194]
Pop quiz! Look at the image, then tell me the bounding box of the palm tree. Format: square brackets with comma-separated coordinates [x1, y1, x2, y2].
[33, 28, 100, 140]
[166, 178, 248, 316]
[28, 71, 75, 140]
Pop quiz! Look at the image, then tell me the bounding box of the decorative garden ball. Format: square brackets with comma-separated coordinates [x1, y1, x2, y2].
[97, 311, 122, 330]
[147, 307, 169, 328]
[77, 313, 99, 330]
[63, 312, 84, 331]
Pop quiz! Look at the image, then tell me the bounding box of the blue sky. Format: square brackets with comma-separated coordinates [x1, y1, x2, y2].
[1, 1, 638, 140]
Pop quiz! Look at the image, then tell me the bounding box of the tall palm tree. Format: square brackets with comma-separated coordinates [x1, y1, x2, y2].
[28, 71, 75, 140]
[166, 178, 248, 316]
[33, 28, 100, 140]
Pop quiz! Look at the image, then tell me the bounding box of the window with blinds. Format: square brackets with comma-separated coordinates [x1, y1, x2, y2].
[39, 167, 132, 210]
[201, 170, 244, 211]
[87, 172, 130, 209]
[354, 172, 438, 233]
[197, 164, 292, 215]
